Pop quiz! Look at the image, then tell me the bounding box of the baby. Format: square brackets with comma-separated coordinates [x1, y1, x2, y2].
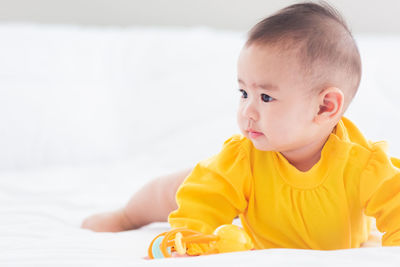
[82, 2, 400, 250]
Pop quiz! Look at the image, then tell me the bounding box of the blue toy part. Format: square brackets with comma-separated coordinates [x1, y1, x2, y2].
[151, 236, 171, 259]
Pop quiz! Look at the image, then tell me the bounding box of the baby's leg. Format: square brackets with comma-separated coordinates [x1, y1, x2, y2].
[81, 168, 191, 232]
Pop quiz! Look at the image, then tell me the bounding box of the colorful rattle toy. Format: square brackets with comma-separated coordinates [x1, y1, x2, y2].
[148, 224, 254, 259]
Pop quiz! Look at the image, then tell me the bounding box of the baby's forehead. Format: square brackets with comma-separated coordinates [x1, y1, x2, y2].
[240, 42, 306, 66]
[238, 44, 317, 94]
[238, 43, 309, 78]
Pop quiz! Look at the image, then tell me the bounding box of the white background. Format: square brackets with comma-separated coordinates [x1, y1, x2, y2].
[0, 0, 400, 34]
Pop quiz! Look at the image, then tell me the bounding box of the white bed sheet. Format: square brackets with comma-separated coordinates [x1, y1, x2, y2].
[1, 24, 400, 266]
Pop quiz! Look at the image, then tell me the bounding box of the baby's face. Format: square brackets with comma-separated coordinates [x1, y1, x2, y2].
[236, 44, 320, 153]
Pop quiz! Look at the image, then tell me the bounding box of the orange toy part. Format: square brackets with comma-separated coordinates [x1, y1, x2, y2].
[147, 224, 254, 259]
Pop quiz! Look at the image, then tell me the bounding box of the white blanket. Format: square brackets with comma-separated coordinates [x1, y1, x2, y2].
[1, 24, 400, 266]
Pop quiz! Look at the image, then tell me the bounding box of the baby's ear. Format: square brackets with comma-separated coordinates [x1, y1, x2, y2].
[314, 87, 344, 123]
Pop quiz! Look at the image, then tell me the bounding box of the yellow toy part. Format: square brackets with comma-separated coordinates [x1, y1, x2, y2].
[147, 224, 254, 259]
[210, 224, 254, 253]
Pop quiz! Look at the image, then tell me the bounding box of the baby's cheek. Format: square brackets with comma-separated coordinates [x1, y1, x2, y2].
[236, 109, 242, 123]
[236, 113, 246, 133]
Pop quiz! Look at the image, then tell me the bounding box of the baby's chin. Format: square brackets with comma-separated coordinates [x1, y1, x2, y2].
[246, 136, 275, 152]
[252, 143, 275, 152]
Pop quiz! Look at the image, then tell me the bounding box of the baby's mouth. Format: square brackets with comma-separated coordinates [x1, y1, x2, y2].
[247, 130, 264, 139]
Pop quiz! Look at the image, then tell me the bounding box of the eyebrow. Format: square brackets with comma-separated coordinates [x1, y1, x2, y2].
[238, 79, 279, 91]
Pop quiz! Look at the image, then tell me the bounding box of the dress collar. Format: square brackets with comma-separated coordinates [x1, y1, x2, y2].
[271, 118, 351, 189]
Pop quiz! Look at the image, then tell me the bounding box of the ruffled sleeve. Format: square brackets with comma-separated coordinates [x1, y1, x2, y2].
[168, 134, 251, 235]
[360, 141, 400, 246]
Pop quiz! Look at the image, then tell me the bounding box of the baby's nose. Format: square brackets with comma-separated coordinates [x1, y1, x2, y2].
[242, 102, 259, 121]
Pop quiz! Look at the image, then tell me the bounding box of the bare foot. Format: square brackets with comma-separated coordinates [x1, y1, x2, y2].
[81, 209, 135, 232]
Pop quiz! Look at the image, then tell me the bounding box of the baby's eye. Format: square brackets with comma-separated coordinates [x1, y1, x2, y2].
[261, 93, 274, 102]
[239, 89, 248, 99]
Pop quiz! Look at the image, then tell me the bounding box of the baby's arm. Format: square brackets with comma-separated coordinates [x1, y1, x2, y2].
[81, 168, 191, 232]
[360, 145, 400, 246]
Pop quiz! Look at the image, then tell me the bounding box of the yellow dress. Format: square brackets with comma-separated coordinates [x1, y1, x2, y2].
[168, 117, 400, 249]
